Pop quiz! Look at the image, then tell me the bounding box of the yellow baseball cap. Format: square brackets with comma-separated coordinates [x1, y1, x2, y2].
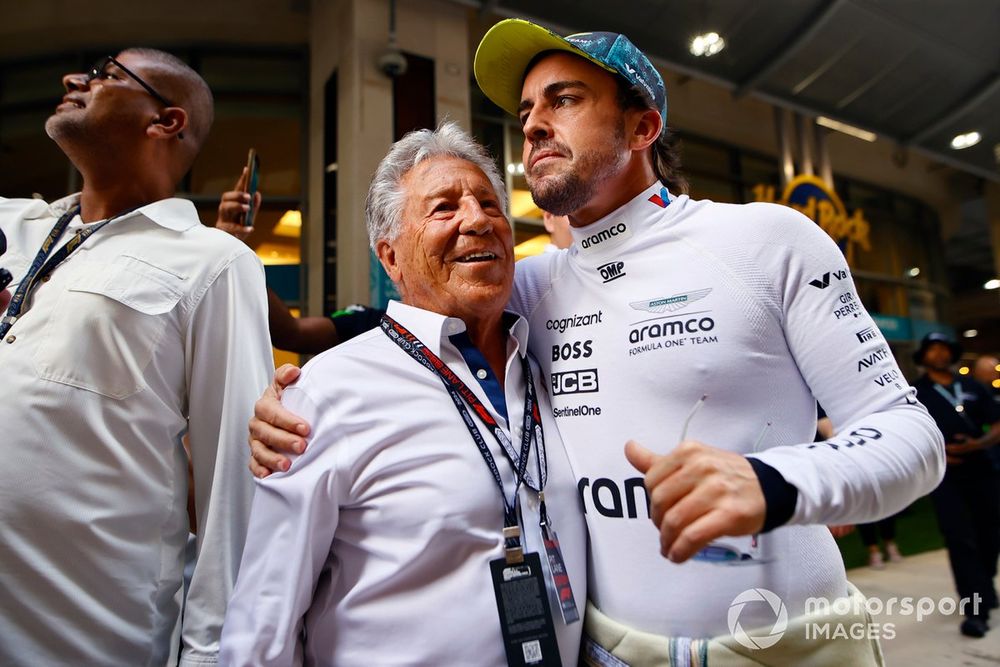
[474, 18, 667, 125]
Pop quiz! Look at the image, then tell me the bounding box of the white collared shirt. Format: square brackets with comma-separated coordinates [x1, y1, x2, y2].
[0, 194, 274, 666]
[220, 300, 586, 667]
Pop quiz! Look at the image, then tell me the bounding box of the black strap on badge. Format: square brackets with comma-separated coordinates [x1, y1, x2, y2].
[0, 204, 127, 338]
[380, 314, 546, 563]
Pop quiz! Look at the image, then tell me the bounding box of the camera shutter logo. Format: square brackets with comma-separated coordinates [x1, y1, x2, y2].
[727, 588, 788, 650]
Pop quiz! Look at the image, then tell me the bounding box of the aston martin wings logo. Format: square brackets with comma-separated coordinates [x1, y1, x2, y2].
[630, 288, 712, 313]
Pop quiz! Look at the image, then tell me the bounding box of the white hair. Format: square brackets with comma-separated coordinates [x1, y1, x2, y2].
[365, 121, 508, 249]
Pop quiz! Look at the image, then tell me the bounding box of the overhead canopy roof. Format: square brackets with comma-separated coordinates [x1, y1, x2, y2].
[463, 0, 1000, 181]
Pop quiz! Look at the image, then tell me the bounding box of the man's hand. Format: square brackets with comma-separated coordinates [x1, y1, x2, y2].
[0, 289, 10, 312]
[625, 439, 766, 563]
[248, 364, 309, 478]
[945, 434, 983, 464]
[216, 166, 261, 242]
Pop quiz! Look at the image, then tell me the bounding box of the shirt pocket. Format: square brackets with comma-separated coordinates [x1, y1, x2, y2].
[32, 257, 185, 399]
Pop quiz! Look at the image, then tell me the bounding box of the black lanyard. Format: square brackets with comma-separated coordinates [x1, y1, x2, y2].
[1, 205, 122, 338]
[380, 314, 547, 533]
[934, 381, 979, 429]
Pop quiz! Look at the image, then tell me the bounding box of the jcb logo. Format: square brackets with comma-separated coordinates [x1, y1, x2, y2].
[551, 369, 599, 396]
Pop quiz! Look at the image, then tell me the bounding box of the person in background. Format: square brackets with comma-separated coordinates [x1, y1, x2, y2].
[215, 169, 385, 353]
[913, 332, 1000, 638]
[543, 210, 572, 251]
[857, 518, 903, 569]
[0, 49, 272, 666]
[973, 354, 1000, 404]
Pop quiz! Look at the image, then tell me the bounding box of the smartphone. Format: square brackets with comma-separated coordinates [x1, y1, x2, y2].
[244, 148, 260, 227]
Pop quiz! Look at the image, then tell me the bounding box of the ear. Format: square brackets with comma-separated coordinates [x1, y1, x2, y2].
[628, 107, 663, 153]
[147, 106, 188, 141]
[375, 238, 403, 285]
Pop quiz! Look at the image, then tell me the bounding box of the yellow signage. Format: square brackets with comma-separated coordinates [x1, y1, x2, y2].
[753, 175, 871, 263]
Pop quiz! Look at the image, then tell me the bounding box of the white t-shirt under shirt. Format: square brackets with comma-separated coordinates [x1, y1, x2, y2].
[510, 182, 944, 637]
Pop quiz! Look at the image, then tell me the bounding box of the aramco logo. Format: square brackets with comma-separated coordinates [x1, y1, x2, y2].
[753, 175, 871, 264]
[727, 588, 788, 650]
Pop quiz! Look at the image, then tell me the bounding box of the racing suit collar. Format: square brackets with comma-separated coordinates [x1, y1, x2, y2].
[568, 181, 682, 256]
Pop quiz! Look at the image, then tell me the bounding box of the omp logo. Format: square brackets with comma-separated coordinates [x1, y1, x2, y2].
[551, 369, 599, 396]
[630, 288, 712, 314]
[552, 340, 593, 362]
[728, 589, 788, 650]
[580, 222, 630, 251]
[598, 261, 626, 283]
[855, 327, 878, 343]
[809, 269, 848, 289]
[545, 311, 603, 333]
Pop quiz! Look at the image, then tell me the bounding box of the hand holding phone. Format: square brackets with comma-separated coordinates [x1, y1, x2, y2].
[243, 148, 260, 227]
[215, 153, 262, 241]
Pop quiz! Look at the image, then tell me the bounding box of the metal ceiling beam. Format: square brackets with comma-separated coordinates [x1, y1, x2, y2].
[907, 72, 1000, 145]
[835, 47, 912, 110]
[790, 34, 859, 96]
[449, 0, 999, 182]
[733, 0, 848, 99]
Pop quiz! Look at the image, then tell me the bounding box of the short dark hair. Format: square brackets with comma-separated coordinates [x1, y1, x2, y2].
[615, 77, 688, 195]
[121, 48, 214, 170]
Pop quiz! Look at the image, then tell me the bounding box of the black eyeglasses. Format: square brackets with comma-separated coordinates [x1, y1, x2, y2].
[87, 56, 186, 140]
[88, 56, 176, 109]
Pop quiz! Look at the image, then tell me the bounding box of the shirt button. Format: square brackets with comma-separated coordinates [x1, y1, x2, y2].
[5, 335, 15, 344]
[476, 369, 488, 380]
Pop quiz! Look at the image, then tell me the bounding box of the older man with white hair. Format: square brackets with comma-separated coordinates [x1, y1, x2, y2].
[219, 122, 586, 666]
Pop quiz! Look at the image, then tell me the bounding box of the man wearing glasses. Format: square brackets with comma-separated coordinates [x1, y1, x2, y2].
[0, 49, 272, 666]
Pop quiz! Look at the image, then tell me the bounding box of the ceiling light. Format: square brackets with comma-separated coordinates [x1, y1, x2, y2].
[905, 267, 920, 277]
[963, 329, 978, 338]
[274, 209, 302, 238]
[950, 131, 981, 150]
[690, 32, 725, 57]
[506, 163, 525, 175]
[985, 278, 1000, 290]
[993, 379, 1000, 389]
[816, 116, 877, 142]
[959, 366, 970, 374]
